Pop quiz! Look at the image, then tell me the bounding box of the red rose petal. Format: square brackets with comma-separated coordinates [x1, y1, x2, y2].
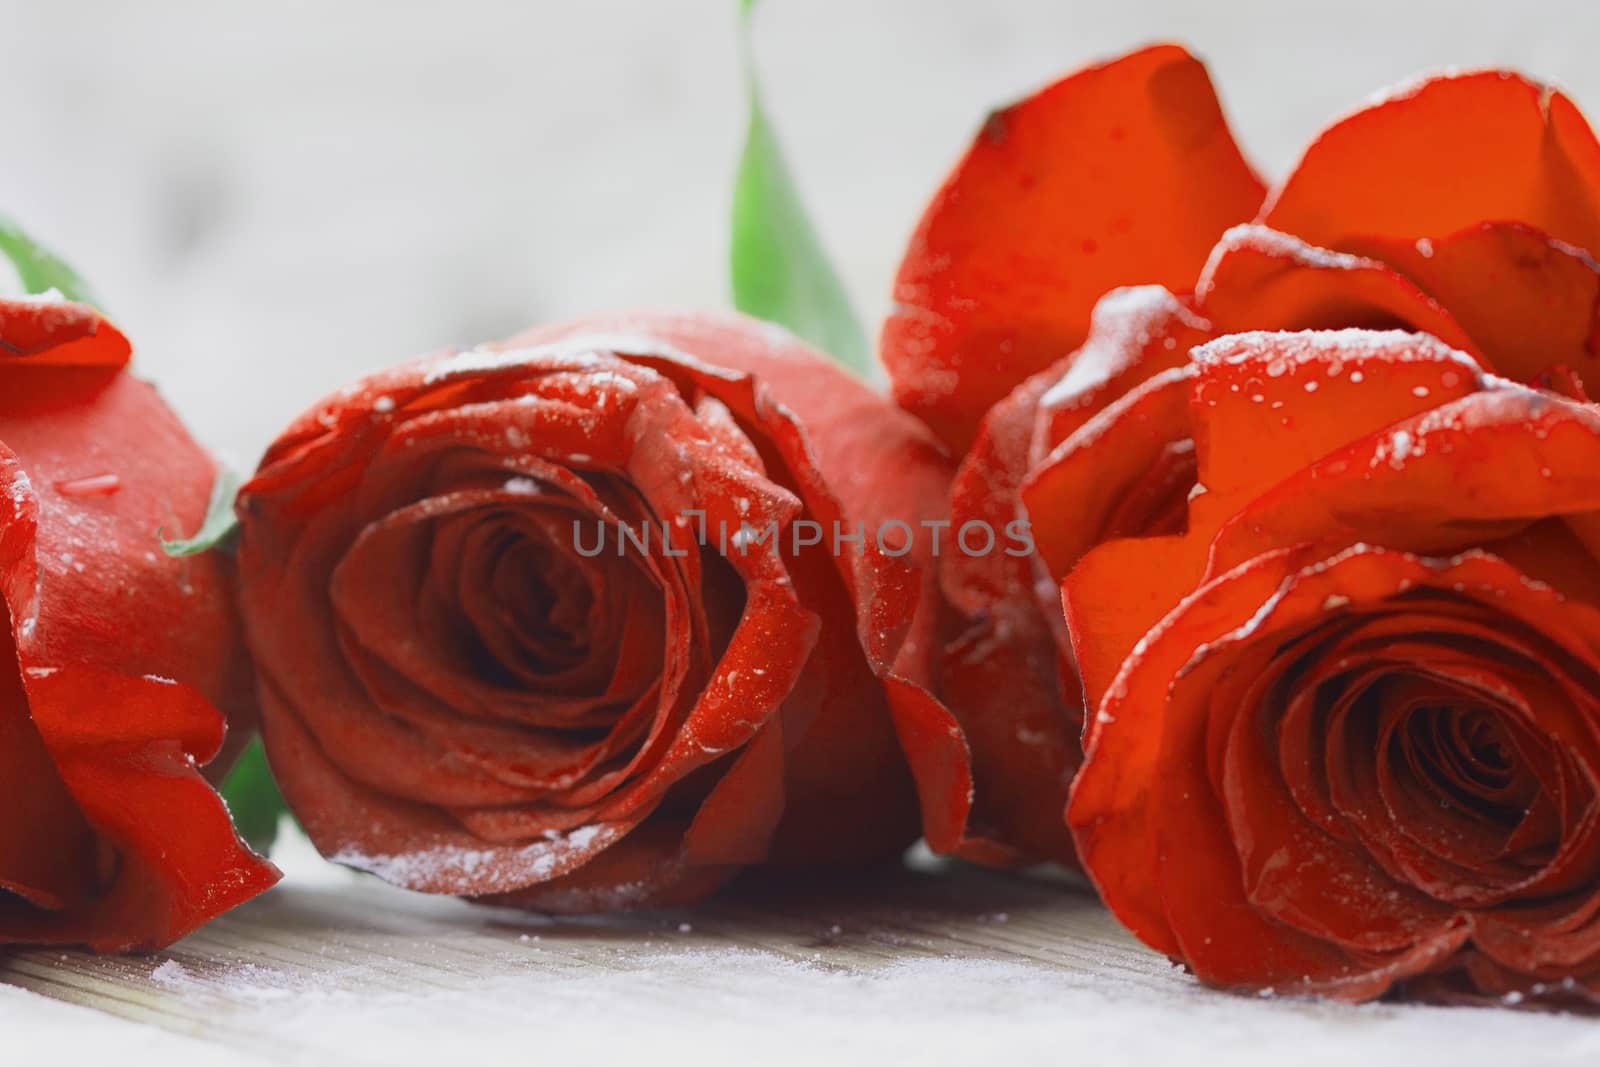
[1262, 70, 1600, 257]
[1480, 519, 1600, 611]
[0, 600, 98, 911]
[1025, 366, 1196, 591]
[259, 678, 633, 897]
[0, 298, 130, 369]
[1033, 285, 1210, 457]
[1197, 224, 1478, 356]
[1345, 222, 1600, 386]
[934, 373, 1077, 864]
[883, 43, 1264, 451]
[1189, 329, 1487, 510]
[1209, 383, 1600, 576]
[1068, 546, 1307, 958]
[0, 668, 278, 951]
[0, 371, 257, 733]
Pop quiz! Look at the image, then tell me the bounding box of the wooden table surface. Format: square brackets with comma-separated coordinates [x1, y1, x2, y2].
[3, 836, 1597, 1067]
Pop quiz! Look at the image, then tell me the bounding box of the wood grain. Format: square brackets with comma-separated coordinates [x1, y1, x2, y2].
[0, 861, 1132, 1052]
[5, 856, 1595, 1066]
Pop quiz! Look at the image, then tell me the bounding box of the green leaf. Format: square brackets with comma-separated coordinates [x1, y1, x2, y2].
[0, 216, 98, 306]
[161, 468, 242, 557]
[221, 738, 288, 855]
[730, 2, 872, 375]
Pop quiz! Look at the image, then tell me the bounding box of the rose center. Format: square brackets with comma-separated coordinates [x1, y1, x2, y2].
[487, 537, 594, 670]
[457, 518, 600, 687]
[1389, 702, 1533, 830]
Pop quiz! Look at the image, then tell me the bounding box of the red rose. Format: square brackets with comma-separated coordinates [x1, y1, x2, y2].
[235, 310, 950, 910]
[881, 44, 1600, 867]
[1067, 329, 1600, 1004]
[0, 297, 278, 951]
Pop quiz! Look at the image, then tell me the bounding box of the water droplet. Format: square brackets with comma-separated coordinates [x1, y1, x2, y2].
[54, 473, 121, 498]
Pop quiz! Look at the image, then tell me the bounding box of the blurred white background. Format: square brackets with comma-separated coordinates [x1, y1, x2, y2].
[4, 0, 1599, 464]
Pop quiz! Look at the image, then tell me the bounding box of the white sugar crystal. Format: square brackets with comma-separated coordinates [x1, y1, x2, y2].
[1192, 329, 1479, 377]
[1040, 286, 1206, 411]
[1385, 429, 1415, 466]
[8, 470, 32, 509]
[422, 333, 692, 386]
[331, 824, 612, 893]
[423, 345, 588, 384]
[1197, 225, 1367, 298]
[149, 959, 192, 987]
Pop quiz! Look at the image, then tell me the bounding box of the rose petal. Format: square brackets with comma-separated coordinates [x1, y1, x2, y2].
[1262, 70, 1600, 257]
[934, 374, 1074, 864]
[0, 596, 97, 910]
[1345, 222, 1600, 386]
[1189, 329, 1487, 508]
[0, 299, 130, 369]
[0, 665, 277, 951]
[1196, 224, 1478, 356]
[1208, 381, 1600, 576]
[882, 43, 1264, 451]
[1026, 366, 1196, 593]
[1068, 546, 1307, 958]
[1033, 285, 1211, 457]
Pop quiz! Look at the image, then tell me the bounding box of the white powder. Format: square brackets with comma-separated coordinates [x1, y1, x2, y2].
[149, 959, 193, 987]
[27, 931, 1596, 1067]
[420, 333, 689, 386]
[1039, 287, 1208, 411]
[1193, 328, 1476, 369]
[1196, 225, 1368, 301]
[330, 824, 615, 894]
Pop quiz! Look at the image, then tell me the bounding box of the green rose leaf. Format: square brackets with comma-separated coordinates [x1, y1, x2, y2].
[221, 738, 289, 855]
[730, 0, 872, 375]
[0, 215, 98, 306]
[161, 468, 242, 557]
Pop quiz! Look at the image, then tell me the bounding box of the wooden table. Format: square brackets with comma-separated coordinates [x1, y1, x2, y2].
[3, 839, 1596, 1066]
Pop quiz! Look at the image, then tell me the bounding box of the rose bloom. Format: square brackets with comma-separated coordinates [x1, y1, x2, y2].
[1066, 328, 1600, 1004]
[234, 311, 951, 910]
[880, 42, 1600, 870]
[1, 296, 277, 951]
